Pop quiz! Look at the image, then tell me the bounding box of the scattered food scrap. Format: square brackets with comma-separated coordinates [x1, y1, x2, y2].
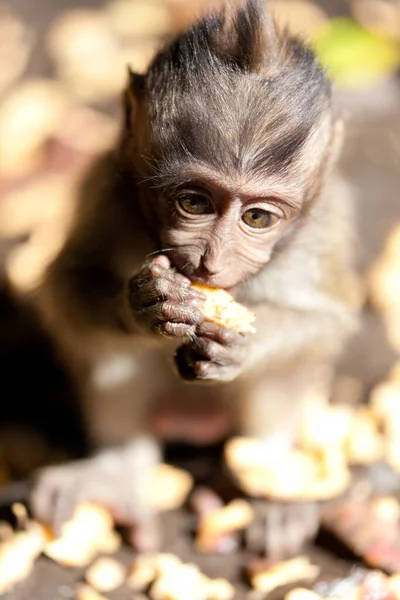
[77, 584, 109, 600]
[128, 553, 234, 600]
[0, 503, 45, 595]
[85, 556, 126, 592]
[150, 463, 194, 512]
[248, 556, 320, 594]
[44, 502, 121, 567]
[225, 437, 350, 501]
[196, 499, 254, 553]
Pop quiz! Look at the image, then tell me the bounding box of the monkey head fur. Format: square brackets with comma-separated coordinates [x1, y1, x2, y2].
[122, 0, 338, 290]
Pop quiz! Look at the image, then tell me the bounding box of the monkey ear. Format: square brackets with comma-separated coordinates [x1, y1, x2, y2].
[127, 66, 146, 98]
[123, 67, 146, 128]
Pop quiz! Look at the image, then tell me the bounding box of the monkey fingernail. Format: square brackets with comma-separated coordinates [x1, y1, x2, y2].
[186, 295, 204, 307]
[151, 255, 170, 269]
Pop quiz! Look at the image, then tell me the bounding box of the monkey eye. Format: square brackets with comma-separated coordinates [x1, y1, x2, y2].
[242, 208, 278, 229]
[176, 191, 212, 215]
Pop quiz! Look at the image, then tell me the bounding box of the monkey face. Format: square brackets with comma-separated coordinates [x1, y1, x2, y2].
[126, 0, 336, 290]
[153, 167, 303, 290]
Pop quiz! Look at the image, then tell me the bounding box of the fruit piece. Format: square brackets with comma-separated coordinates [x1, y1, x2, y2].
[191, 283, 256, 333]
[85, 557, 126, 592]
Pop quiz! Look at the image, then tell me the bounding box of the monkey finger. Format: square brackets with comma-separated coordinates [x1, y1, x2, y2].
[144, 301, 204, 328]
[191, 335, 246, 367]
[147, 262, 193, 289]
[150, 255, 171, 269]
[196, 321, 245, 347]
[174, 346, 238, 382]
[129, 264, 187, 295]
[192, 360, 240, 382]
[155, 322, 196, 339]
[135, 278, 203, 308]
[174, 345, 201, 381]
[189, 337, 229, 365]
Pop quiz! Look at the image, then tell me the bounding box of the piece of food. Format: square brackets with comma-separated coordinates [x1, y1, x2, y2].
[0, 79, 71, 177]
[345, 408, 383, 465]
[128, 553, 182, 591]
[207, 578, 235, 600]
[248, 556, 320, 593]
[196, 499, 254, 553]
[150, 463, 193, 511]
[322, 496, 400, 573]
[44, 502, 121, 567]
[370, 380, 400, 436]
[150, 562, 210, 600]
[285, 589, 321, 600]
[225, 437, 350, 501]
[85, 557, 126, 592]
[77, 585, 108, 600]
[191, 283, 256, 334]
[371, 497, 400, 524]
[128, 553, 235, 600]
[0, 504, 46, 594]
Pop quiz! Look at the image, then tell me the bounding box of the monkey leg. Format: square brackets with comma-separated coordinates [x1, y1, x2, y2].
[30, 436, 162, 550]
[238, 362, 333, 559]
[30, 350, 165, 551]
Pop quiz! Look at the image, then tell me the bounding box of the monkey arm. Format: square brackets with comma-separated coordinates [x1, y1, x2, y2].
[38, 256, 136, 346]
[244, 297, 359, 374]
[36, 152, 154, 352]
[37, 153, 204, 352]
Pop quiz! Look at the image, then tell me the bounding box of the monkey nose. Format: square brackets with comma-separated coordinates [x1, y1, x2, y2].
[200, 256, 225, 277]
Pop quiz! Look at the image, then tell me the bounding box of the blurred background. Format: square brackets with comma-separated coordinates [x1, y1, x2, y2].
[0, 0, 399, 485]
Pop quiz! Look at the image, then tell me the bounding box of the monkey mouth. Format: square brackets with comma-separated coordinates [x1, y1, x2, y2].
[187, 273, 240, 293]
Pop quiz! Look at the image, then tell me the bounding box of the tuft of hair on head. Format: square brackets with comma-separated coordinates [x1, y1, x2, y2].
[125, 0, 333, 185]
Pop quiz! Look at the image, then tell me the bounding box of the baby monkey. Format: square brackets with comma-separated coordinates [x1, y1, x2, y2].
[32, 0, 361, 556]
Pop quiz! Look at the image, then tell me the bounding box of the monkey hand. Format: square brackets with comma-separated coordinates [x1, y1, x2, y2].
[30, 437, 162, 552]
[174, 321, 248, 382]
[128, 255, 205, 338]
